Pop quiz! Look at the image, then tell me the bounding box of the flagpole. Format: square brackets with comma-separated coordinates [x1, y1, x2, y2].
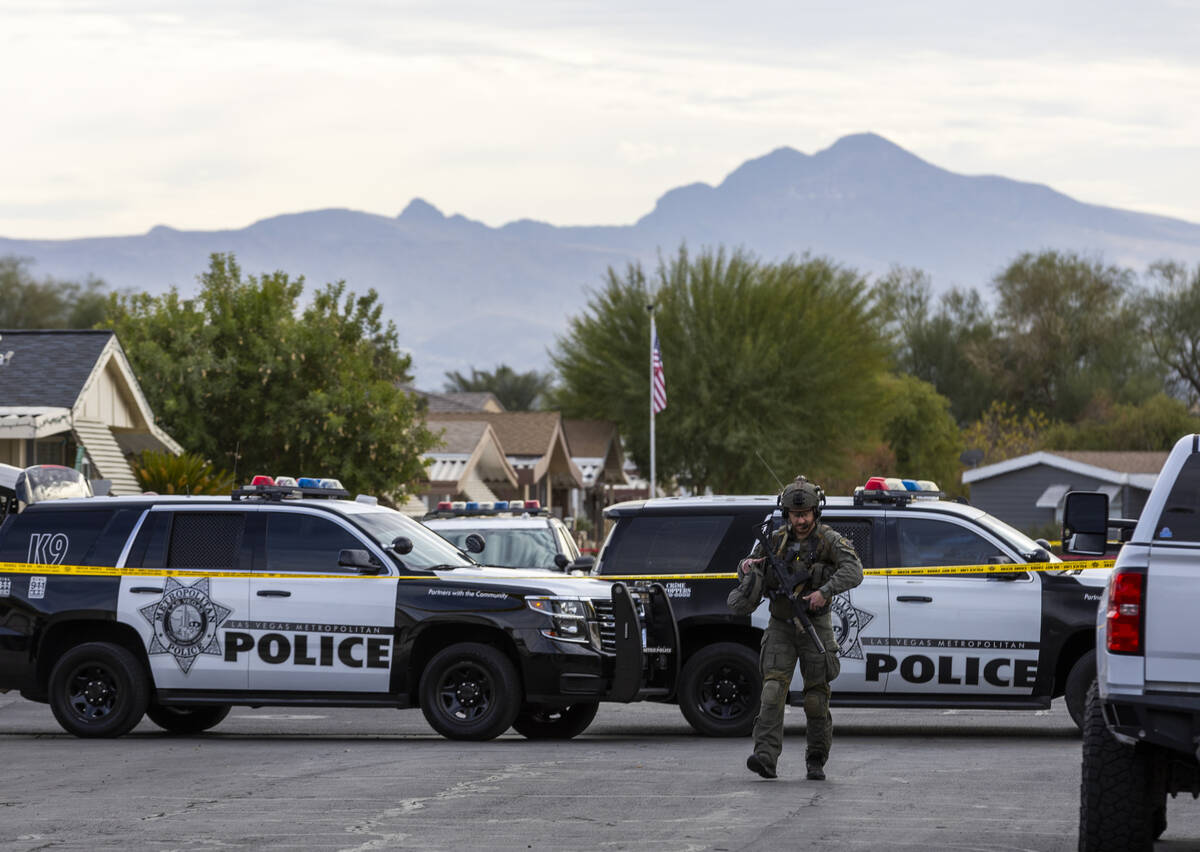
[648, 304, 656, 499]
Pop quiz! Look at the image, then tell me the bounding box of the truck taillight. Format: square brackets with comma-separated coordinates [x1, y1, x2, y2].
[1107, 570, 1144, 654]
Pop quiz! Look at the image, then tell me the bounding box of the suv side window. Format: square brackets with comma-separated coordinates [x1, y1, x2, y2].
[1154, 452, 1200, 542]
[0, 507, 140, 567]
[266, 511, 365, 573]
[603, 515, 733, 575]
[167, 512, 246, 570]
[890, 518, 1013, 575]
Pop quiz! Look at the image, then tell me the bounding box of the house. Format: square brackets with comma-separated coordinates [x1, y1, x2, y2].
[417, 419, 519, 508]
[962, 450, 1168, 533]
[562, 418, 627, 533]
[0, 330, 182, 495]
[408, 388, 506, 414]
[424, 411, 584, 515]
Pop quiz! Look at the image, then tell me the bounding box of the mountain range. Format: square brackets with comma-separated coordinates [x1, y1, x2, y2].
[5, 132, 1200, 387]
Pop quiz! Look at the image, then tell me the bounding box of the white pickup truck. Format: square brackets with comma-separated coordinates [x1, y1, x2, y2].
[1068, 434, 1200, 851]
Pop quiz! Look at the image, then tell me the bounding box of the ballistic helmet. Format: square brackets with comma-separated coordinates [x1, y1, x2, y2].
[780, 476, 825, 519]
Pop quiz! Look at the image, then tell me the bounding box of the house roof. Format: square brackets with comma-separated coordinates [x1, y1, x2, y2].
[0, 330, 114, 408]
[405, 387, 506, 413]
[962, 449, 1168, 490]
[423, 419, 518, 491]
[563, 419, 626, 485]
[431, 411, 584, 487]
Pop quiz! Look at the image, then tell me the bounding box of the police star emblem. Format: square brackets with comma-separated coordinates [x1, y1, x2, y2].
[138, 577, 233, 674]
[830, 596, 874, 660]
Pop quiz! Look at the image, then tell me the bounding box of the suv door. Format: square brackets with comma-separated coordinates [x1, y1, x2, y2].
[116, 507, 252, 691]
[246, 508, 397, 694]
[1144, 451, 1200, 687]
[882, 515, 1041, 696]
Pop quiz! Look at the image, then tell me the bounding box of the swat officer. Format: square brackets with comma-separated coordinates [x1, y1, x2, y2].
[727, 476, 863, 780]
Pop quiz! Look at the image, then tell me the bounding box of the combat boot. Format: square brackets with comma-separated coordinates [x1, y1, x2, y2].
[746, 754, 777, 779]
[805, 759, 826, 781]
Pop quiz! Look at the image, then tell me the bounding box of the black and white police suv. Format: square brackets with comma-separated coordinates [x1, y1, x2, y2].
[596, 477, 1109, 737]
[422, 500, 594, 573]
[1071, 434, 1200, 851]
[0, 468, 677, 741]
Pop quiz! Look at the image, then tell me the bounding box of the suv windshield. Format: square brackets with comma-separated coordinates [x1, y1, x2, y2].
[436, 527, 559, 570]
[973, 511, 1061, 561]
[352, 510, 475, 570]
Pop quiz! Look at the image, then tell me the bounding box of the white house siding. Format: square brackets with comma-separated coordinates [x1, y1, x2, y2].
[78, 362, 137, 429]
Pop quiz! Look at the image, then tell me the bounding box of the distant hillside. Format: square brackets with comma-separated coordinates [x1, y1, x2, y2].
[5, 132, 1200, 386]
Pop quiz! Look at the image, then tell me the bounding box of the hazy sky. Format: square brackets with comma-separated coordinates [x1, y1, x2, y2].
[4, 0, 1199, 239]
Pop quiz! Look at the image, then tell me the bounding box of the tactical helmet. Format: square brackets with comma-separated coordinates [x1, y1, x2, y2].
[780, 476, 825, 519]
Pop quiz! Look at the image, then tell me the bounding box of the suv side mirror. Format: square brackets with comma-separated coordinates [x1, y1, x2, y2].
[339, 548, 383, 574]
[570, 555, 596, 573]
[464, 533, 485, 554]
[391, 536, 414, 555]
[554, 553, 570, 570]
[1062, 492, 1109, 556]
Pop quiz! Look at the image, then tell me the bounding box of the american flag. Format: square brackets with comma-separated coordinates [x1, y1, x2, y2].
[652, 333, 667, 414]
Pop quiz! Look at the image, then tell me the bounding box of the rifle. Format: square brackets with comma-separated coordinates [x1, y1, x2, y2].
[752, 519, 826, 654]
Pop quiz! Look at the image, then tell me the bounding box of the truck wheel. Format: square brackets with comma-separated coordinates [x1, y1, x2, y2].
[1064, 649, 1096, 731]
[419, 643, 521, 741]
[1079, 682, 1155, 851]
[147, 704, 231, 734]
[678, 643, 759, 737]
[511, 702, 599, 739]
[48, 642, 150, 739]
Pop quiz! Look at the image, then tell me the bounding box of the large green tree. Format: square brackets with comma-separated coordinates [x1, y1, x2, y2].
[874, 266, 999, 425]
[104, 253, 437, 499]
[973, 251, 1163, 422]
[551, 247, 891, 493]
[443, 364, 553, 410]
[1141, 261, 1200, 405]
[0, 255, 109, 329]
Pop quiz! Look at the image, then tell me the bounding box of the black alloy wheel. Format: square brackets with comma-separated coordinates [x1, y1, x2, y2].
[679, 643, 760, 737]
[419, 643, 521, 741]
[48, 642, 150, 738]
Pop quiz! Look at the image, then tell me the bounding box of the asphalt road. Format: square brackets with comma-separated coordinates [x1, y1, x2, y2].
[2, 695, 1198, 852]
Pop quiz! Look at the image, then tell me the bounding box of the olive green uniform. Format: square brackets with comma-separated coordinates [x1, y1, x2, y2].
[727, 523, 863, 775]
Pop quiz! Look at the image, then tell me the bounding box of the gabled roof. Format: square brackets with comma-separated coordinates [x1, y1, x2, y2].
[0, 330, 113, 408]
[962, 449, 1167, 490]
[405, 387, 506, 413]
[564, 418, 626, 485]
[432, 411, 584, 487]
[423, 419, 518, 490]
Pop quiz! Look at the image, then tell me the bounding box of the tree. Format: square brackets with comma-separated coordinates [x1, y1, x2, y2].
[551, 247, 891, 493]
[878, 373, 964, 494]
[1042, 393, 1200, 452]
[873, 266, 999, 424]
[0, 255, 109, 328]
[961, 401, 1050, 466]
[104, 253, 437, 499]
[1141, 261, 1200, 405]
[974, 251, 1163, 422]
[443, 364, 553, 410]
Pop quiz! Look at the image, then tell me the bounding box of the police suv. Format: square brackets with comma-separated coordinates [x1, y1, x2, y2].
[0, 468, 677, 741]
[423, 500, 594, 573]
[597, 478, 1109, 737]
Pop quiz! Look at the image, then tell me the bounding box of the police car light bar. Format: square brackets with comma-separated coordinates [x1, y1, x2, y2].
[854, 476, 943, 507]
[233, 474, 350, 502]
[422, 500, 547, 520]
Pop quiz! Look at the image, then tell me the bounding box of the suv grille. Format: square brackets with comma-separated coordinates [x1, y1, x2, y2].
[592, 598, 617, 652]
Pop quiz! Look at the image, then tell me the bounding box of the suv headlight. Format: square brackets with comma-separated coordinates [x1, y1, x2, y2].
[527, 597, 594, 645]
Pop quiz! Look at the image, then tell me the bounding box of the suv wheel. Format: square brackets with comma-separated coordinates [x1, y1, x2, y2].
[147, 704, 232, 734]
[1064, 649, 1096, 731]
[1079, 682, 1156, 851]
[419, 643, 521, 741]
[511, 702, 599, 739]
[678, 643, 759, 737]
[48, 642, 150, 739]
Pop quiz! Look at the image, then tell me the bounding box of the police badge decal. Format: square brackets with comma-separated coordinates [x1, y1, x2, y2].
[830, 595, 874, 660]
[138, 577, 233, 674]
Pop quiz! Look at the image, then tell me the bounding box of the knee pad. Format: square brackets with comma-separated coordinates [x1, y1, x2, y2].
[761, 678, 786, 706]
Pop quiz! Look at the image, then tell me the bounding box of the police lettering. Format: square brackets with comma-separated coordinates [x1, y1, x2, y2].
[866, 653, 1036, 688]
[224, 631, 390, 669]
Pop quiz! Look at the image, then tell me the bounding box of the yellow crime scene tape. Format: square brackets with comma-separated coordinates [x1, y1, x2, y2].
[1, 558, 1115, 583]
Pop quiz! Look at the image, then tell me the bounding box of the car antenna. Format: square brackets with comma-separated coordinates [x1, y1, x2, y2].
[755, 450, 785, 491]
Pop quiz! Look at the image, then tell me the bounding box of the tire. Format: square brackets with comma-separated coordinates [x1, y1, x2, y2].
[48, 642, 150, 739]
[678, 643, 760, 737]
[1079, 682, 1155, 852]
[146, 704, 231, 734]
[1064, 649, 1096, 732]
[418, 643, 522, 741]
[511, 702, 599, 739]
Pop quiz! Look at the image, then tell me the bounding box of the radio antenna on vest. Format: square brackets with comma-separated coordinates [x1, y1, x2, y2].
[755, 450, 785, 491]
